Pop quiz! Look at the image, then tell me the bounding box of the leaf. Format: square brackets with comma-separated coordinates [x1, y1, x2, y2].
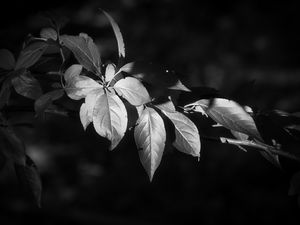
[134, 107, 166, 181]
[15, 41, 48, 70]
[40, 27, 58, 40]
[0, 49, 15, 70]
[64, 75, 102, 100]
[64, 64, 83, 83]
[231, 130, 249, 141]
[114, 77, 151, 106]
[160, 109, 200, 157]
[14, 155, 42, 208]
[0, 77, 12, 109]
[93, 90, 128, 150]
[102, 10, 125, 59]
[187, 98, 262, 140]
[34, 89, 64, 116]
[12, 72, 42, 99]
[155, 99, 176, 112]
[0, 126, 26, 165]
[79, 103, 91, 130]
[60, 34, 101, 74]
[105, 63, 116, 82]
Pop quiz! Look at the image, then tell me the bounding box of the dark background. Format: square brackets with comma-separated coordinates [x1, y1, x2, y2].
[1, 0, 300, 224]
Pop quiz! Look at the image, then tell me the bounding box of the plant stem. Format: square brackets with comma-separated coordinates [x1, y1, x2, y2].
[201, 135, 300, 162]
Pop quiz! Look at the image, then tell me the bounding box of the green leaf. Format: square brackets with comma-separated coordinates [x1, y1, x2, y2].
[134, 107, 166, 181]
[186, 98, 262, 140]
[12, 72, 42, 99]
[102, 10, 125, 59]
[34, 89, 64, 116]
[159, 107, 200, 157]
[64, 75, 102, 100]
[64, 64, 83, 83]
[15, 41, 48, 70]
[114, 77, 151, 106]
[93, 90, 128, 150]
[40, 27, 58, 40]
[0, 49, 15, 70]
[14, 155, 42, 208]
[61, 34, 101, 74]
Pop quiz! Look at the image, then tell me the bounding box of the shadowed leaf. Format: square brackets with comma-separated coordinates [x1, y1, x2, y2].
[12, 72, 42, 99]
[34, 89, 64, 116]
[0, 49, 15, 70]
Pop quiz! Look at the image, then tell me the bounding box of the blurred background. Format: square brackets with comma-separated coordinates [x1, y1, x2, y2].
[1, 0, 300, 224]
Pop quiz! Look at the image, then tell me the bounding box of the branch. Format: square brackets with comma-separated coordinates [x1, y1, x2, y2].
[201, 135, 300, 163]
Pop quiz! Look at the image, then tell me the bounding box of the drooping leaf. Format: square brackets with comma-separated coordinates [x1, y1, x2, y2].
[93, 90, 128, 150]
[14, 155, 42, 208]
[60, 34, 101, 74]
[0, 49, 15, 70]
[114, 77, 151, 106]
[64, 75, 102, 100]
[34, 89, 64, 116]
[102, 10, 125, 59]
[159, 108, 200, 157]
[15, 41, 48, 70]
[64, 64, 83, 83]
[12, 72, 42, 99]
[0, 126, 26, 165]
[186, 98, 262, 140]
[134, 107, 166, 181]
[40, 27, 58, 40]
[105, 63, 116, 82]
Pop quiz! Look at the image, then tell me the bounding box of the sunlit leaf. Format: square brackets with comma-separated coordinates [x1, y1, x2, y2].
[34, 89, 64, 116]
[105, 63, 116, 82]
[102, 10, 125, 59]
[160, 108, 200, 157]
[64, 64, 83, 83]
[156, 99, 176, 112]
[12, 72, 42, 99]
[61, 34, 101, 74]
[40, 27, 58, 40]
[93, 90, 127, 150]
[0, 49, 15, 70]
[64, 75, 102, 100]
[79, 103, 91, 130]
[15, 41, 48, 70]
[134, 107, 166, 181]
[186, 98, 262, 140]
[14, 155, 42, 208]
[114, 77, 150, 106]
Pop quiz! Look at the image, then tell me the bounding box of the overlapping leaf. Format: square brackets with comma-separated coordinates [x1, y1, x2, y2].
[134, 107, 166, 181]
[186, 98, 262, 140]
[61, 34, 101, 74]
[114, 77, 151, 106]
[93, 90, 128, 150]
[15, 41, 48, 70]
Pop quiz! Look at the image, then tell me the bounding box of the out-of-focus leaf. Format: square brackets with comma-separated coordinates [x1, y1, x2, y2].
[118, 62, 190, 91]
[114, 77, 151, 106]
[134, 107, 166, 181]
[260, 151, 281, 168]
[289, 171, 300, 196]
[15, 155, 42, 208]
[12, 72, 42, 99]
[160, 106, 200, 157]
[64, 64, 83, 83]
[15, 41, 48, 70]
[93, 90, 127, 150]
[60, 34, 101, 74]
[0, 126, 26, 165]
[64, 75, 102, 100]
[40, 27, 57, 40]
[102, 10, 125, 59]
[105, 63, 116, 82]
[0, 78, 12, 109]
[34, 89, 64, 116]
[0, 49, 15, 70]
[0, 151, 6, 172]
[186, 98, 262, 140]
